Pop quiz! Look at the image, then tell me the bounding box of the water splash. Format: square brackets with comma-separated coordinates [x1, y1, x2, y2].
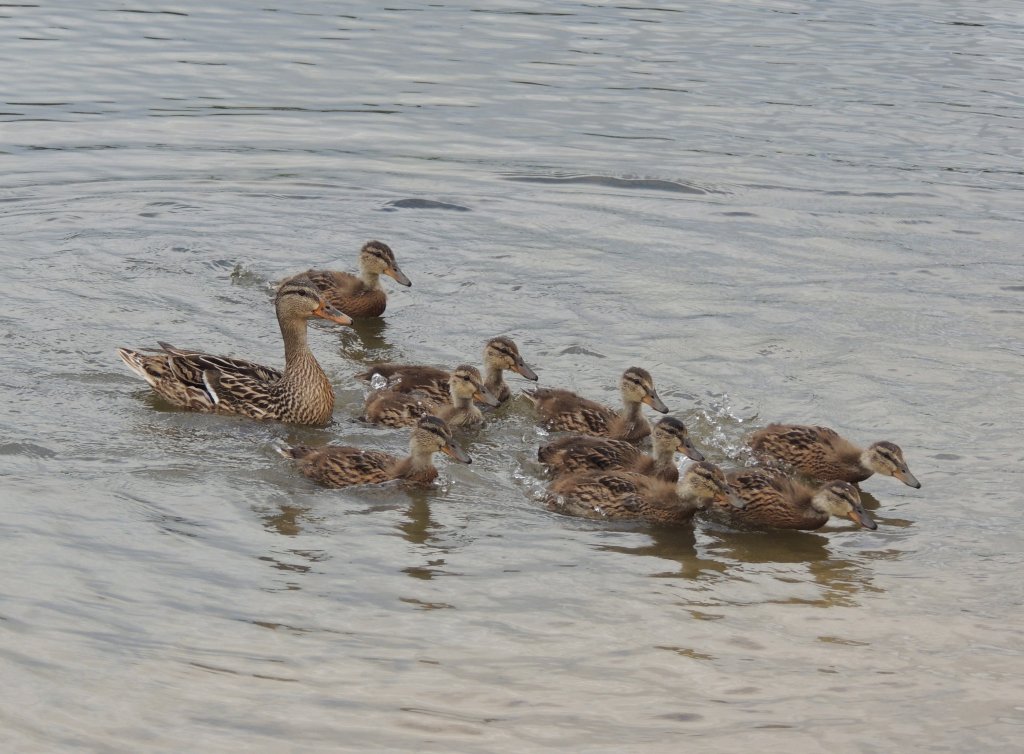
[690, 393, 758, 461]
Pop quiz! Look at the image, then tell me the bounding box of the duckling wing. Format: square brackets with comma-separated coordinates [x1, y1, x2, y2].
[293, 446, 396, 488]
[538, 435, 636, 475]
[750, 424, 834, 464]
[355, 363, 450, 400]
[363, 390, 435, 428]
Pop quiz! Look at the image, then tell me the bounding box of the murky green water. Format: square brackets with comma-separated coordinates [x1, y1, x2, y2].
[2, 2, 1023, 751]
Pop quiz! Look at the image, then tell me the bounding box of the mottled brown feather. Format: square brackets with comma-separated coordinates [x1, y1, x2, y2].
[546, 471, 701, 525]
[749, 424, 870, 483]
[717, 468, 830, 530]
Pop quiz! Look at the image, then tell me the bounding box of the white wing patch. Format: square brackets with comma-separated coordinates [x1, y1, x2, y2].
[201, 371, 220, 405]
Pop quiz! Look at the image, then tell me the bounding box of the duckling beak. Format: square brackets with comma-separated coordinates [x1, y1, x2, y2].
[894, 468, 921, 489]
[513, 360, 538, 381]
[474, 385, 501, 407]
[713, 489, 733, 507]
[680, 438, 705, 462]
[386, 267, 412, 287]
[848, 506, 877, 530]
[726, 493, 746, 509]
[642, 391, 669, 414]
[442, 441, 472, 464]
[313, 302, 353, 326]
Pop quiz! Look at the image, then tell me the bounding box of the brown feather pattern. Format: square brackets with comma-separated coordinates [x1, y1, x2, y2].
[749, 424, 870, 483]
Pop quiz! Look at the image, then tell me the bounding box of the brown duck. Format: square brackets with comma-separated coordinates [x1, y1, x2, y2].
[284, 240, 411, 318]
[278, 415, 471, 488]
[719, 468, 877, 530]
[538, 416, 704, 482]
[363, 364, 499, 428]
[356, 336, 537, 404]
[117, 278, 351, 425]
[749, 423, 920, 488]
[546, 461, 734, 525]
[524, 367, 668, 442]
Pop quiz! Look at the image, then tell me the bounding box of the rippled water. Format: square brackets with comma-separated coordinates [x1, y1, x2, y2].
[2, 1, 1023, 751]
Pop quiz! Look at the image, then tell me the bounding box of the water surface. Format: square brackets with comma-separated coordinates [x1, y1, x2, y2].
[2, 1, 1023, 751]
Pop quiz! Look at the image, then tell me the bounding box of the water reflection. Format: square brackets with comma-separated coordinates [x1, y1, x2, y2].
[397, 490, 451, 581]
[599, 525, 728, 578]
[337, 316, 401, 364]
[261, 503, 306, 537]
[706, 530, 881, 607]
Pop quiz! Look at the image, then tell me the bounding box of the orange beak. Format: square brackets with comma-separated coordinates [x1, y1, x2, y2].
[680, 438, 705, 462]
[513, 360, 538, 381]
[642, 392, 669, 413]
[386, 267, 412, 287]
[474, 386, 500, 407]
[442, 441, 472, 464]
[313, 302, 353, 326]
[848, 507, 878, 530]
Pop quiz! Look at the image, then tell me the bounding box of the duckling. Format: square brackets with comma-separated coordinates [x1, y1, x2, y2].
[356, 336, 537, 404]
[278, 416, 471, 488]
[546, 461, 733, 525]
[524, 366, 668, 442]
[363, 365, 499, 428]
[718, 468, 877, 530]
[749, 424, 920, 488]
[117, 278, 351, 425]
[285, 240, 411, 318]
[538, 416, 705, 482]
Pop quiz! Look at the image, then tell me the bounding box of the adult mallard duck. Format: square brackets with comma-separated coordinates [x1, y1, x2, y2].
[356, 336, 537, 404]
[117, 278, 351, 425]
[524, 366, 668, 443]
[278, 415, 471, 488]
[748, 423, 920, 488]
[717, 468, 877, 530]
[362, 364, 499, 428]
[284, 240, 411, 318]
[538, 416, 704, 482]
[546, 461, 734, 525]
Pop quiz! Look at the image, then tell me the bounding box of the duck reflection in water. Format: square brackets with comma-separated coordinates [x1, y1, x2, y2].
[398, 490, 451, 581]
[336, 315, 401, 364]
[598, 524, 728, 579]
[705, 528, 883, 608]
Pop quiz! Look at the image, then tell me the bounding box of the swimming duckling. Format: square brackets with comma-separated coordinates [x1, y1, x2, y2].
[117, 278, 351, 425]
[538, 416, 704, 482]
[356, 336, 537, 404]
[718, 468, 877, 530]
[524, 366, 668, 442]
[749, 424, 920, 488]
[363, 364, 499, 428]
[285, 240, 411, 318]
[278, 415, 471, 488]
[546, 461, 733, 525]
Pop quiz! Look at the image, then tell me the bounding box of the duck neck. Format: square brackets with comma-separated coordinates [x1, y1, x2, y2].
[279, 315, 318, 378]
[450, 390, 474, 411]
[359, 264, 382, 290]
[484, 365, 505, 397]
[406, 443, 436, 474]
[618, 397, 644, 425]
[651, 439, 675, 469]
